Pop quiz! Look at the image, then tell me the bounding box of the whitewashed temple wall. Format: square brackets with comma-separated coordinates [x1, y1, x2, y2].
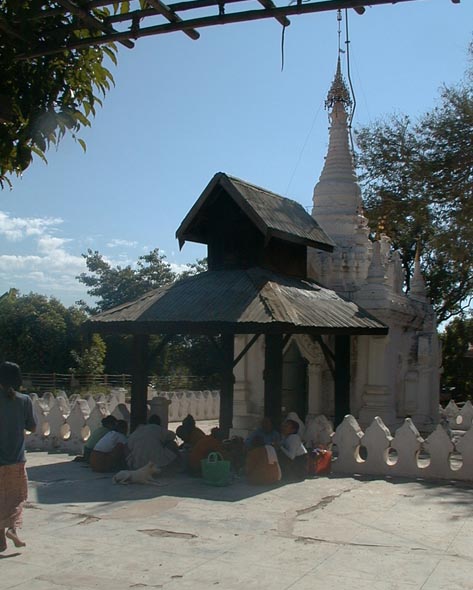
[231, 322, 440, 439]
[232, 334, 265, 435]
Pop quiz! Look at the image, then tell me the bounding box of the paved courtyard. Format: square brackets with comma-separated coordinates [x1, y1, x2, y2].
[1, 447, 473, 590]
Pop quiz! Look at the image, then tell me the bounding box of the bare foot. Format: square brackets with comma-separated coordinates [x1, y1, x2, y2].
[0, 530, 6, 552]
[6, 529, 26, 548]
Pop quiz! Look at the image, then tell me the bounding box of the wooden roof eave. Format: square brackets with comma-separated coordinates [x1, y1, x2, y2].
[176, 172, 226, 249]
[176, 172, 269, 249]
[83, 318, 389, 337]
[267, 227, 335, 253]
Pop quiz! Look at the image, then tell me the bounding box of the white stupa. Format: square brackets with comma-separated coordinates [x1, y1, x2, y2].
[308, 58, 441, 431]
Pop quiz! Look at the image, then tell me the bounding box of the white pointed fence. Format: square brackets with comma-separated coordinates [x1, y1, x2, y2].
[25, 391, 473, 482]
[303, 413, 473, 482]
[25, 390, 220, 455]
[441, 400, 473, 430]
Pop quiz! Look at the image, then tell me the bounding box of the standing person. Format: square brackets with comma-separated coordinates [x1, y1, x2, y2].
[0, 361, 37, 551]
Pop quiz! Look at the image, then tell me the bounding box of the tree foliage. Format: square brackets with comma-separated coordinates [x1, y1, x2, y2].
[77, 248, 177, 313]
[355, 42, 473, 323]
[71, 333, 106, 375]
[0, 1, 118, 188]
[78, 248, 217, 378]
[0, 289, 86, 372]
[441, 317, 473, 402]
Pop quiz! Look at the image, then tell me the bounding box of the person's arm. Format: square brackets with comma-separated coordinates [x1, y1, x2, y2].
[279, 435, 299, 460]
[25, 396, 37, 433]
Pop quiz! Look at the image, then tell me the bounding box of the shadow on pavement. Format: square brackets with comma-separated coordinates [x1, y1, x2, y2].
[27, 459, 287, 505]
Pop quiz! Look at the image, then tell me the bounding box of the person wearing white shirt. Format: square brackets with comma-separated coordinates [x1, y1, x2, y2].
[277, 419, 307, 481]
[90, 420, 128, 473]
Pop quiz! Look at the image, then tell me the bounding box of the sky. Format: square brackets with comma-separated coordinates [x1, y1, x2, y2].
[1, 0, 472, 307]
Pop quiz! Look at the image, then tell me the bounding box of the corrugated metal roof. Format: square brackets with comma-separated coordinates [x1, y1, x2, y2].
[86, 267, 387, 336]
[176, 172, 334, 252]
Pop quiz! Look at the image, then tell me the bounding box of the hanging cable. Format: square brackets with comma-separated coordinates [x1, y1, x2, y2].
[344, 8, 357, 158]
[281, 23, 287, 71]
[337, 8, 342, 56]
[284, 101, 323, 196]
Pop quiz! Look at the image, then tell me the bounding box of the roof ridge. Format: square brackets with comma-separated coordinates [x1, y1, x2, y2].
[225, 174, 304, 209]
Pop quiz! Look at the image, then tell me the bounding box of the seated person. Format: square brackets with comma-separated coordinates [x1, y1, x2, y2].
[188, 427, 225, 476]
[83, 415, 117, 463]
[126, 414, 178, 470]
[245, 435, 281, 486]
[245, 417, 281, 449]
[177, 414, 206, 448]
[277, 419, 308, 481]
[286, 412, 306, 441]
[223, 436, 246, 475]
[90, 419, 128, 473]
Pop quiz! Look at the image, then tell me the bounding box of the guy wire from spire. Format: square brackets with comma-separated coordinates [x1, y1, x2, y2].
[344, 8, 357, 159]
[337, 8, 342, 55]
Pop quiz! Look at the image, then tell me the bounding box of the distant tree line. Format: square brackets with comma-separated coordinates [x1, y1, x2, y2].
[0, 251, 220, 385]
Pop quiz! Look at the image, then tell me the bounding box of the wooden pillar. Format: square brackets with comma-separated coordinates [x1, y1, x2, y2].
[334, 334, 351, 427]
[130, 334, 149, 432]
[264, 334, 283, 429]
[219, 334, 235, 438]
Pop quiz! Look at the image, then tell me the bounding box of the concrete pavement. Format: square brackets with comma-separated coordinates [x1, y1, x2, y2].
[1, 451, 473, 590]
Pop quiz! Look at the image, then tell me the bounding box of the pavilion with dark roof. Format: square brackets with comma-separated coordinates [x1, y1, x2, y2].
[86, 172, 387, 433]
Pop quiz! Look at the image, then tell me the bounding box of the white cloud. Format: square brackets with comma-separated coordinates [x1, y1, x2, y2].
[37, 235, 70, 254]
[169, 262, 189, 275]
[0, 210, 86, 299]
[0, 211, 62, 241]
[107, 238, 138, 248]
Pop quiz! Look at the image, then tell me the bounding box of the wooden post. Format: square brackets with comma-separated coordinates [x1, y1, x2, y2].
[264, 334, 283, 429]
[130, 334, 149, 432]
[219, 334, 235, 438]
[334, 335, 351, 427]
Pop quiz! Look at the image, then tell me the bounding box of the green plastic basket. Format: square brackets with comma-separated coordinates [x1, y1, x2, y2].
[201, 452, 231, 487]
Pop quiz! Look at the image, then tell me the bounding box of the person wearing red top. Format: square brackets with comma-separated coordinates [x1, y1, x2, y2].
[245, 435, 281, 486]
[188, 427, 225, 475]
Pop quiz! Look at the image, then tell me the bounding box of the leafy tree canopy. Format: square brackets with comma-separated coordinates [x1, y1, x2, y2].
[0, 1, 118, 188]
[77, 249, 216, 377]
[77, 248, 177, 313]
[0, 288, 86, 372]
[355, 41, 473, 323]
[71, 333, 106, 375]
[441, 317, 473, 402]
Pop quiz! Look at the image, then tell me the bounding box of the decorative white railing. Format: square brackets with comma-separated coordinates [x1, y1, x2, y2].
[25, 390, 220, 455]
[24, 391, 473, 483]
[440, 400, 473, 430]
[304, 412, 473, 482]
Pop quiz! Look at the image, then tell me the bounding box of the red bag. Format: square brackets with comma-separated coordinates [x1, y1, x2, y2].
[307, 448, 332, 476]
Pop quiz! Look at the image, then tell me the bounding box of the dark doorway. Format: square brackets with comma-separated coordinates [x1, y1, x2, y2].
[282, 341, 308, 420]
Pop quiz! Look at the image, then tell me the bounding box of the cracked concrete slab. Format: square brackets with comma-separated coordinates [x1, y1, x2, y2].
[1, 452, 472, 590]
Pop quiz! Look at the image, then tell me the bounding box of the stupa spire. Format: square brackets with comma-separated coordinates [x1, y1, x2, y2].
[325, 56, 352, 112]
[311, 55, 365, 247]
[409, 241, 427, 300]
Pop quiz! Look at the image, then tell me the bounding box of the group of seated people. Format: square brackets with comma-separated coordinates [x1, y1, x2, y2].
[82, 411, 330, 486]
